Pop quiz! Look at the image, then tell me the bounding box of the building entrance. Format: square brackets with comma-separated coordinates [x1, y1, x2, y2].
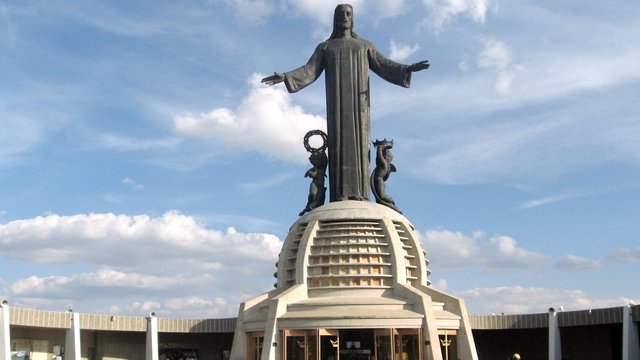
[281, 328, 421, 360]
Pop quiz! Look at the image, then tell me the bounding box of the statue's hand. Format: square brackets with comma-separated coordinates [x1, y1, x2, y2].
[408, 60, 430, 72]
[261, 72, 285, 86]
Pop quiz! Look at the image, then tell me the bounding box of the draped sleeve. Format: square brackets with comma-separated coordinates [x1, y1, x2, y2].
[284, 43, 326, 93]
[367, 44, 412, 88]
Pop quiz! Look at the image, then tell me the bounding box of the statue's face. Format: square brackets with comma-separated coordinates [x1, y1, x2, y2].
[334, 5, 353, 31]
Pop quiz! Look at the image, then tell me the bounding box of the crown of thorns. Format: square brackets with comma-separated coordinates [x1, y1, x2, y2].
[304, 130, 328, 153]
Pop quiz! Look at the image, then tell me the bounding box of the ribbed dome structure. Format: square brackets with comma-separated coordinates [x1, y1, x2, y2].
[231, 201, 478, 360]
[275, 201, 431, 291]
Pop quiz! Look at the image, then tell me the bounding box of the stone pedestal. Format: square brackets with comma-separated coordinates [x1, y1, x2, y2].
[231, 201, 478, 360]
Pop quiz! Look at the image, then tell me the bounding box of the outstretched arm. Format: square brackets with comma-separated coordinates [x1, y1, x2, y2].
[261, 72, 285, 86]
[408, 60, 430, 72]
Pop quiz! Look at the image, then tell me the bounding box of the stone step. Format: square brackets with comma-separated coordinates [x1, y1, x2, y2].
[287, 296, 413, 313]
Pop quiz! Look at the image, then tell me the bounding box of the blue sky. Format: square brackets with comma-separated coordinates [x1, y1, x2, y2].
[1, 0, 639, 318]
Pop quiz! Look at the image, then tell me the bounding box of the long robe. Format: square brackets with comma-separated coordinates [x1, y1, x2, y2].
[284, 36, 412, 202]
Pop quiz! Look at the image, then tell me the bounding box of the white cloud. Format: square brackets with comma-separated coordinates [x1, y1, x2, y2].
[162, 296, 235, 318]
[477, 38, 512, 70]
[460, 286, 639, 314]
[423, 229, 547, 268]
[369, 0, 407, 19]
[483, 236, 548, 267]
[174, 73, 326, 163]
[224, 0, 274, 24]
[606, 247, 640, 263]
[423, 0, 488, 30]
[38, 1, 223, 39]
[9, 269, 203, 298]
[0, 211, 282, 268]
[282, 0, 406, 38]
[554, 255, 600, 271]
[423, 229, 480, 266]
[130, 301, 161, 313]
[99, 134, 180, 152]
[102, 193, 126, 204]
[0, 211, 283, 316]
[389, 39, 420, 62]
[476, 38, 524, 95]
[493, 71, 515, 95]
[0, 116, 43, 167]
[106, 296, 233, 318]
[240, 173, 295, 194]
[434, 279, 448, 291]
[410, 87, 640, 184]
[410, 112, 587, 185]
[287, 0, 356, 25]
[461, 286, 588, 314]
[458, 56, 470, 71]
[520, 194, 574, 209]
[122, 177, 144, 189]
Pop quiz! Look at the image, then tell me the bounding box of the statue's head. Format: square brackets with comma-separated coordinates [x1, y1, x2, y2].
[373, 139, 394, 149]
[309, 151, 328, 168]
[330, 4, 358, 39]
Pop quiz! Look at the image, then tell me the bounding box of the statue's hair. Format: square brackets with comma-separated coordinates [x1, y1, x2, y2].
[328, 4, 358, 40]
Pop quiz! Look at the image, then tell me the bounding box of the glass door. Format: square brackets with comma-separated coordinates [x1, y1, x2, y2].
[375, 329, 392, 360]
[285, 330, 306, 360]
[307, 330, 318, 360]
[247, 332, 264, 360]
[393, 328, 421, 360]
[284, 329, 323, 360]
[320, 329, 339, 360]
[438, 330, 457, 360]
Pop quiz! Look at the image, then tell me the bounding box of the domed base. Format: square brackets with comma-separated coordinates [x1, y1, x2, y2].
[230, 200, 478, 360]
[278, 200, 431, 291]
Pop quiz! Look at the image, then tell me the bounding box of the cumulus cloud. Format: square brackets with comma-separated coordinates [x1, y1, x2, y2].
[10, 269, 205, 298]
[103, 296, 231, 318]
[110, 295, 239, 318]
[460, 286, 638, 314]
[162, 296, 235, 318]
[389, 39, 420, 62]
[174, 73, 326, 163]
[0, 211, 281, 267]
[0, 211, 282, 316]
[554, 255, 600, 271]
[423, 0, 488, 30]
[423, 229, 547, 268]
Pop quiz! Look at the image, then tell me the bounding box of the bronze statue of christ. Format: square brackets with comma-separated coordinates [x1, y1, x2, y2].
[262, 4, 429, 202]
